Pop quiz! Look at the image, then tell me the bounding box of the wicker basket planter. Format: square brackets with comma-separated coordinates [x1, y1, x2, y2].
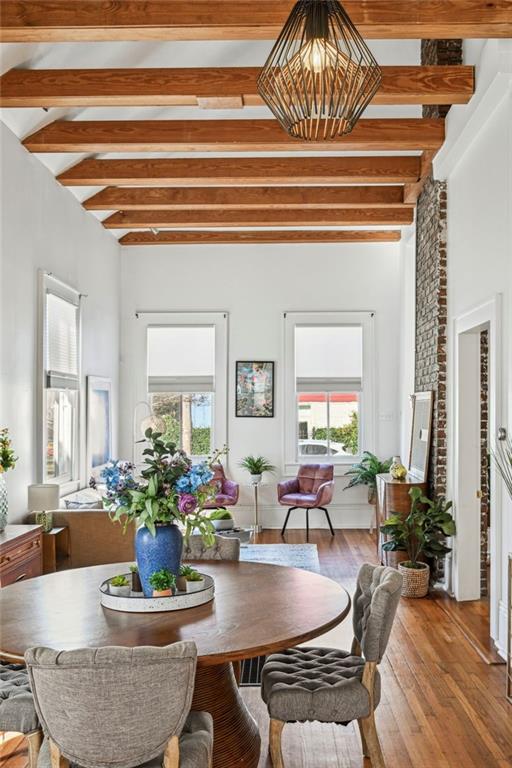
[398, 562, 430, 598]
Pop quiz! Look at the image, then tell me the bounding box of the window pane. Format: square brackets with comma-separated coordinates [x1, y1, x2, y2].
[297, 392, 359, 458]
[328, 393, 359, 456]
[295, 325, 362, 379]
[147, 326, 215, 377]
[149, 393, 213, 456]
[46, 293, 78, 376]
[46, 389, 76, 480]
[297, 394, 328, 457]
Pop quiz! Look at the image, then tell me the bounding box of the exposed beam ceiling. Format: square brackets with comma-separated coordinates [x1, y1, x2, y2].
[24, 118, 444, 153]
[119, 230, 402, 246]
[0, 66, 474, 107]
[103, 208, 415, 229]
[84, 186, 405, 211]
[57, 156, 422, 187]
[1, 2, 510, 41]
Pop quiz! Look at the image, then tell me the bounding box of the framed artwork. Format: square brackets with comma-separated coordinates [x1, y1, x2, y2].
[236, 361, 274, 418]
[408, 391, 434, 480]
[87, 376, 112, 477]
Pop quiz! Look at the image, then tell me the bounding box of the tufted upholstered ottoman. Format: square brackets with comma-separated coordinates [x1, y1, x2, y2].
[0, 663, 42, 768]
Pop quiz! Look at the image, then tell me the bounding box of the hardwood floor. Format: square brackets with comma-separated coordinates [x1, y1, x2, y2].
[2, 529, 510, 768]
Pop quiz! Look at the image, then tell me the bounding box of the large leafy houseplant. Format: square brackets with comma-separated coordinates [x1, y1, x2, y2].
[344, 451, 392, 503]
[381, 486, 456, 572]
[107, 429, 216, 545]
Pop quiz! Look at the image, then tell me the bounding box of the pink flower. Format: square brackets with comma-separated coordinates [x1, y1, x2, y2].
[178, 493, 198, 515]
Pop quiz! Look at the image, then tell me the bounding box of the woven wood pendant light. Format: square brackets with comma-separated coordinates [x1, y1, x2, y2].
[257, 0, 382, 140]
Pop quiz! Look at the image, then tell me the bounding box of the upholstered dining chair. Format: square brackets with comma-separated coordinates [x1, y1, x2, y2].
[278, 464, 335, 541]
[25, 641, 213, 768]
[203, 464, 239, 511]
[183, 533, 240, 561]
[0, 662, 42, 768]
[261, 564, 403, 768]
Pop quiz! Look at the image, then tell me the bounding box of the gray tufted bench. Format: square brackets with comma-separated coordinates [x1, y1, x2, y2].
[0, 663, 42, 767]
[261, 563, 403, 768]
[182, 533, 240, 561]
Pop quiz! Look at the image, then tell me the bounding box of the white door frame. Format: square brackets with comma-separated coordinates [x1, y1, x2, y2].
[450, 295, 502, 641]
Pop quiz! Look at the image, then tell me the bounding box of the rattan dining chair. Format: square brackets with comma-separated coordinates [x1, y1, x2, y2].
[183, 533, 240, 561]
[25, 641, 213, 768]
[261, 563, 403, 768]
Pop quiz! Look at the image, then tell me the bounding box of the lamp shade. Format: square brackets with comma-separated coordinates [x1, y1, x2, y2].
[257, 0, 382, 140]
[28, 483, 60, 511]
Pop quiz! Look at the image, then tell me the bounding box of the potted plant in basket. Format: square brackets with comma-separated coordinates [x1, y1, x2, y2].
[380, 487, 456, 598]
[149, 569, 176, 598]
[239, 455, 276, 485]
[109, 574, 131, 597]
[105, 428, 217, 597]
[0, 428, 18, 532]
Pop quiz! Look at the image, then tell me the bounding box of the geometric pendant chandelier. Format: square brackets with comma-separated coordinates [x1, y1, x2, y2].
[257, 0, 382, 140]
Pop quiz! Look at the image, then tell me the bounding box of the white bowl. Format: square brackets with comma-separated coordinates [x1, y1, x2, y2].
[186, 579, 205, 593]
[109, 584, 131, 597]
[212, 518, 234, 531]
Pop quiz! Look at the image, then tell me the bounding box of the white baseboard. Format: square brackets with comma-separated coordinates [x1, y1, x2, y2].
[233, 504, 373, 530]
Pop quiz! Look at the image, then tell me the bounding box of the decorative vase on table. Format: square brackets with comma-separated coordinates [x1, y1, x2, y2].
[135, 523, 183, 598]
[389, 456, 407, 481]
[0, 474, 8, 532]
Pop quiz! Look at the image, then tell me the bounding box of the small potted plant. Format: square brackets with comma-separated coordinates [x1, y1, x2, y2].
[239, 455, 276, 485]
[109, 574, 131, 597]
[344, 451, 392, 504]
[380, 487, 456, 598]
[149, 569, 176, 598]
[129, 564, 143, 593]
[209, 508, 234, 531]
[176, 564, 189, 592]
[182, 565, 205, 593]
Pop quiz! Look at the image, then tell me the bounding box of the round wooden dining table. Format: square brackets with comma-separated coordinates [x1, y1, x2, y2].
[0, 560, 351, 768]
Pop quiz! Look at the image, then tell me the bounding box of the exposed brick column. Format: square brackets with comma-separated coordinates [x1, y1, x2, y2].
[415, 40, 462, 498]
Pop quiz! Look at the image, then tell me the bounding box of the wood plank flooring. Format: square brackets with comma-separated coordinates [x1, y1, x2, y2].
[2, 530, 510, 768]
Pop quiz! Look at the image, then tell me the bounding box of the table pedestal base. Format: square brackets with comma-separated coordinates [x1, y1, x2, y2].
[193, 662, 261, 768]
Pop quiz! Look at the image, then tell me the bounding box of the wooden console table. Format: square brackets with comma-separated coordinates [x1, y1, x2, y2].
[0, 524, 42, 587]
[376, 473, 427, 565]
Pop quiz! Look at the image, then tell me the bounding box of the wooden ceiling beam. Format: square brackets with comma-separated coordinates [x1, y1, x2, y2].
[0, 66, 474, 107]
[1, 2, 510, 41]
[103, 208, 415, 229]
[119, 230, 402, 245]
[58, 156, 422, 187]
[84, 185, 405, 211]
[24, 118, 444, 153]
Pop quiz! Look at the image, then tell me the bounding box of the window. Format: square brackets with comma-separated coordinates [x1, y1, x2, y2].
[147, 325, 216, 458]
[41, 275, 81, 488]
[285, 312, 374, 472]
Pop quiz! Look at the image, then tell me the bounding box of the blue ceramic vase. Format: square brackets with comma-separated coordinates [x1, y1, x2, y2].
[135, 523, 183, 597]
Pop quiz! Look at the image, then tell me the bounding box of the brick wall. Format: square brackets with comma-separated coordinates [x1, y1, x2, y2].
[415, 40, 462, 498]
[480, 329, 489, 597]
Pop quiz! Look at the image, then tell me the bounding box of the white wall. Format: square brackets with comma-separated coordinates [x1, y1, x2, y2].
[0, 123, 120, 522]
[446, 91, 512, 656]
[120, 242, 403, 529]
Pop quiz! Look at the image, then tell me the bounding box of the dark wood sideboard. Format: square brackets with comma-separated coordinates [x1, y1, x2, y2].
[0, 524, 43, 587]
[376, 473, 427, 566]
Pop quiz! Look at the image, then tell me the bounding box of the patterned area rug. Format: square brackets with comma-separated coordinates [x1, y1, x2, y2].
[239, 543, 320, 685]
[239, 543, 320, 573]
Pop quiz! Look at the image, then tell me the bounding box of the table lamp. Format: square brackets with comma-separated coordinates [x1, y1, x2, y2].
[28, 483, 59, 532]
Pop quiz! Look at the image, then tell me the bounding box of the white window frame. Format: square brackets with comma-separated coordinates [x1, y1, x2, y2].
[39, 271, 82, 494]
[132, 312, 228, 464]
[284, 311, 375, 474]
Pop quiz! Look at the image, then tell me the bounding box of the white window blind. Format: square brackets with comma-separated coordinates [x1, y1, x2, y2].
[45, 292, 80, 389]
[295, 325, 362, 392]
[147, 326, 215, 392]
